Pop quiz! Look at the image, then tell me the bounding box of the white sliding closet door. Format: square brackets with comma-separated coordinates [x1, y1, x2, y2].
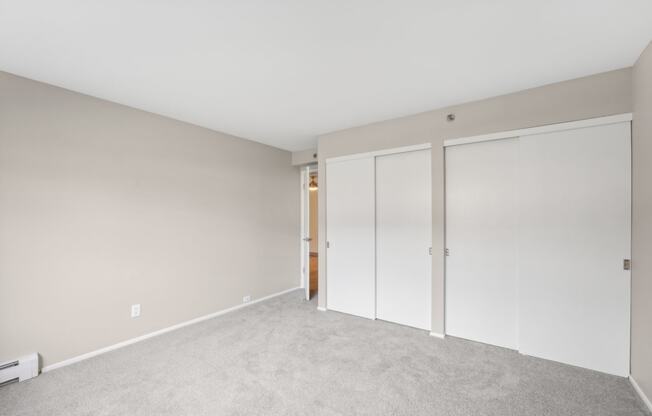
[326, 157, 375, 319]
[376, 149, 432, 330]
[518, 123, 631, 376]
[445, 139, 519, 350]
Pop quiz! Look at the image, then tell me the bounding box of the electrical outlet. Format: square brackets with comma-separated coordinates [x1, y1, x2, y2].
[131, 304, 141, 318]
[242, 295, 251, 303]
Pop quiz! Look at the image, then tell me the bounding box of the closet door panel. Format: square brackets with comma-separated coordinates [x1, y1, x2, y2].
[445, 139, 519, 349]
[376, 149, 432, 330]
[518, 123, 631, 376]
[325, 157, 375, 319]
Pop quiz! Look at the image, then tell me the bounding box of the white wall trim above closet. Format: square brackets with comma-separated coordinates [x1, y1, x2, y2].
[444, 113, 632, 147]
[325, 143, 431, 164]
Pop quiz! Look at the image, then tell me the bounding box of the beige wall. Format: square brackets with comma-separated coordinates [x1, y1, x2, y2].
[316, 68, 633, 335]
[291, 148, 318, 166]
[632, 42, 652, 400]
[0, 72, 300, 368]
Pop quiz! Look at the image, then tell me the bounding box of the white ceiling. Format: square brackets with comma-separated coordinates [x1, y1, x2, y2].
[1, 1, 650, 151]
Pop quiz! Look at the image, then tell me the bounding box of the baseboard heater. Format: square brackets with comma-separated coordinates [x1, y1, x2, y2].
[0, 353, 39, 387]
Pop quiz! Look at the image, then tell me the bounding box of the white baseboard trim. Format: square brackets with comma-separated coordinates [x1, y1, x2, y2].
[429, 332, 445, 339]
[630, 375, 652, 413]
[42, 286, 301, 373]
[317, 306, 327, 312]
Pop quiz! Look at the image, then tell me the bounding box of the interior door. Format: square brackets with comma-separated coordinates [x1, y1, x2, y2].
[445, 139, 519, 350]
[518, 123, 631, 376]
[376, 149, 432, 330]
[326, 157, 375, 319]
[301, 166, 311, 300]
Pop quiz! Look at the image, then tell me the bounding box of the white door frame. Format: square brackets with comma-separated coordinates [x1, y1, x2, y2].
[443, 113, 632, 147]
[300, 166, 310, 300]
[325, 143, 431, 163]
[300, 164, 318, 301]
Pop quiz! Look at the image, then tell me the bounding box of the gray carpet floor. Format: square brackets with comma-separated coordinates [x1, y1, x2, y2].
[1, 289, 649, 416]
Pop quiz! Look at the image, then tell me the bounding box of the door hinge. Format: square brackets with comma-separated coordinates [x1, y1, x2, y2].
[326, 241, 330, 249]
[445, 248, 450, 256]
[428, 247, 432, 255]
[624, 259, 631, 271]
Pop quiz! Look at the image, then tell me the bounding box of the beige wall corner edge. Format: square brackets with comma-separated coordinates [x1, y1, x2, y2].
[630, 376, 652, 413]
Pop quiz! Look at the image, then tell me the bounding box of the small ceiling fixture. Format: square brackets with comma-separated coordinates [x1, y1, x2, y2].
[308, 175, 318, 191]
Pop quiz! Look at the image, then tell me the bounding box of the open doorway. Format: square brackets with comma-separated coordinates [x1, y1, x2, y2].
[301, 165, 318, 301]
